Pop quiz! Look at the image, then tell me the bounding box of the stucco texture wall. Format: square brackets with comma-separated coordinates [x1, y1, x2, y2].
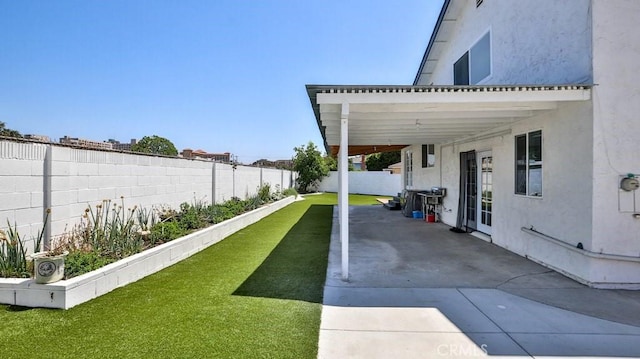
[591, 0, 640, 257]
[404, 101, 594, 281]
[426, 0, 592, 86]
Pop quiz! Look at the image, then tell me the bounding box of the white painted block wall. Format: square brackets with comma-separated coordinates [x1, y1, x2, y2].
[0, 140, 295, 251]
[47, 146, 215, 237]
[318, 171, 401, 196]
[0, 141, 48, 252]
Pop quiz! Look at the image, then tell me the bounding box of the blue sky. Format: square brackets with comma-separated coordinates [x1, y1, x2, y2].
[1, 0, 443, 163]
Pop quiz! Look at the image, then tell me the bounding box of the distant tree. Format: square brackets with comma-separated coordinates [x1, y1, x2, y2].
[0, 122, 23, 138]
[324, 155, 354, 171]
[365, 151, 401, 171]
[131, 135, 178, 156]
[324, 155, 337, 171]
[293, 141, 329, 193]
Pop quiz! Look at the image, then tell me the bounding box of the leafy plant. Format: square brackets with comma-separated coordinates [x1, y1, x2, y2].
[365, 151, 401, 171]
[258, 183, 271, 203]
[0, 223, 29, 277]
[0, 209, 49, 278]
[150, 221, 185, 244]
[178, 202, 207, 230]
[131, 135, 178, 156]
[282, 188, 298, 197]
[293, 141, 329, 193]
[136, 206, 157, 232]
[64, 250, 115, 279]
[78, 198, 142, 258]
[1, 190, 292, 279]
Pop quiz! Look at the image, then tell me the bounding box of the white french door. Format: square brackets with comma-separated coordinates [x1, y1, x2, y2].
[476, 151, 493, 235]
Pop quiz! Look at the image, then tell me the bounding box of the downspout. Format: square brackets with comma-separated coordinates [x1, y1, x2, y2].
[43, 145, 52, 250]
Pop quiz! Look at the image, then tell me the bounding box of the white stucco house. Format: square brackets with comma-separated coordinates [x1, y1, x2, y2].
[307, 0, 640, 288]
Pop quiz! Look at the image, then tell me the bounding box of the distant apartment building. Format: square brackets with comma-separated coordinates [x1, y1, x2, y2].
[24, 134, 51, 142]
[180, 149, 231, 163]
[107, 138, 137, 151]
[60, 136, 113, 150]
[274, 159, 293, 169]
[253, 159, 293, 169]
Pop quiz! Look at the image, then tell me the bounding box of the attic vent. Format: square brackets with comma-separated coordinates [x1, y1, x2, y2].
[476, 0, 483, 7]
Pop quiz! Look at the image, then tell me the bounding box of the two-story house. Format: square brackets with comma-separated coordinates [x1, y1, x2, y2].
[307, 0, 640, 288]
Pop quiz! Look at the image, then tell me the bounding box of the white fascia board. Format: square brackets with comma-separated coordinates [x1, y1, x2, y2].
[316, 88, 591, 105]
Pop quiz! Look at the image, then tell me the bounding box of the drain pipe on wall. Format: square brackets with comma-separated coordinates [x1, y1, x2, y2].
[43, 145, 52, 250]
[521, 226, 640, 262]
[439, 143, 443, 187]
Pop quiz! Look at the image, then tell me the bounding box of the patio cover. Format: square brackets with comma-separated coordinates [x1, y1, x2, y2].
[306, 84, 592, 280]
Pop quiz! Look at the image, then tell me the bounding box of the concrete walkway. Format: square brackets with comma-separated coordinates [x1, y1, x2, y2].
[318, 206, 640, 358]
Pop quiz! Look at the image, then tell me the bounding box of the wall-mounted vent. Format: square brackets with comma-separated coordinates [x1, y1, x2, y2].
[476, 0, 483, 7]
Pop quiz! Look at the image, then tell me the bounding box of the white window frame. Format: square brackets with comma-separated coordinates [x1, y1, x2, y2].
[453, 29, 492, 85]
[405, 150, 413, 188]
[469, 30, 492, 84]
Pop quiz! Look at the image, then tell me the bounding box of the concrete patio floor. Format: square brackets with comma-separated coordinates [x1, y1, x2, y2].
[318, 205, 640, 358]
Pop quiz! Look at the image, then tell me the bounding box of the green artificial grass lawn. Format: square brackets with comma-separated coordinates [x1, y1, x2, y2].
[0, 193, 381, 359]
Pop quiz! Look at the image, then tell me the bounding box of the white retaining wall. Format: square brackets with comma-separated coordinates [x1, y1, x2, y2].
[318, 171, 401, 196]
[0, 139, 295, 252]
[0, 196, 296, 309]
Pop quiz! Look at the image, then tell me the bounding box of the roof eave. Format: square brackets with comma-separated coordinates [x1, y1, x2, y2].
[413, 0, 452, 85]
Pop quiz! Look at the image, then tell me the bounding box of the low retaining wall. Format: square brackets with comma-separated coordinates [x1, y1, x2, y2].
[0, 196, 296, 309]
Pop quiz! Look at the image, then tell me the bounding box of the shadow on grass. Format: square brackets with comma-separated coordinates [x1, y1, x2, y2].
[5, 305, 33, 312]
[233, 204, 333, 304]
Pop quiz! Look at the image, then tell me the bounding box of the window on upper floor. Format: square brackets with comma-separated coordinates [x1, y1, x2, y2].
[422, 144, 435, 168]
[453, 31, 491, 85]
[454, 53, 469, 85]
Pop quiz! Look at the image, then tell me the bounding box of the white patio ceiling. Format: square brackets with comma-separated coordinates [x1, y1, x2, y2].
[306, 83, 592, 281]
[307, 85, 592, 155]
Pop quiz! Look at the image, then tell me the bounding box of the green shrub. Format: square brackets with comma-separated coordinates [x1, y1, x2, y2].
[150, 221, 186, 243]
[258, 183, 271, 203]
[65, 250, 115, 279]
[283, 188, 298, 197]
[0, 210, 48, 278]
[177, 202, 207, 230]
[2, 191, 286, 279]
[0, 224, 30, 278]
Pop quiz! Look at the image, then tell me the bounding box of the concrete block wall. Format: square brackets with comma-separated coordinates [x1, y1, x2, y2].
[262, 167, 290, 193]
[47, 146, 214, 237]
[212, 163, 297, 203]
[0, 141, 48, 252]
[318, 171, 402, 196]
[0, 139, 295, 253]
[234, 165, 262, 199]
